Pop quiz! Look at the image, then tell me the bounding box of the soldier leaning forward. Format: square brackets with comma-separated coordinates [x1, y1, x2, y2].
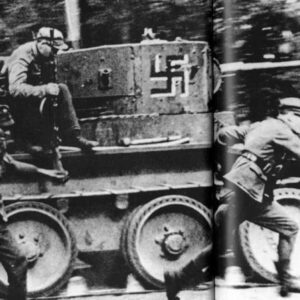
[1, 27, 98, 153]
[214, 97, 300, 297]
[0, 105, 68, 300]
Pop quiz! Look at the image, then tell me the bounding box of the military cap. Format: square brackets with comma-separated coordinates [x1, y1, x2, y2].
[0, 105, 14, 127]
[36, 27, 68, 50]
[279, 97, 300, 110]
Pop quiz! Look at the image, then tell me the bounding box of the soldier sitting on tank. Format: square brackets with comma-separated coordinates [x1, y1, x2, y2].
[0, 27, 98, 154]
[212, 97, 300, 297]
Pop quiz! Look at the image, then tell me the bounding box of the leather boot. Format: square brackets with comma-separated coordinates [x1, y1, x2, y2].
[164, 243, 212, 300]
[275, 260, 300, 297]
[71, 135, 99, 151]
[67, 131, 99, 151]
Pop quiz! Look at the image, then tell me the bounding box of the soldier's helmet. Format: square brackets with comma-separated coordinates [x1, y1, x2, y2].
[0, 105, 14, 128]
[279, 97, 300, 112]
[36, 27, 69, 51]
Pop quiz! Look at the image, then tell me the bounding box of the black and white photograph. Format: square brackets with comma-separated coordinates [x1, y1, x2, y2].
[4, 1, 300, 300]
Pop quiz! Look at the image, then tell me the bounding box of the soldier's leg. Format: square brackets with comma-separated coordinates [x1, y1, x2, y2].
[0, 221, 27, 300]
[249, 200, 298, 260]
[215, 189, 250, 257]
[10, 99, 43, 146]
[249, 200, 299, 296]
[57, 83, 98, 150]
[164, 244, 212, 300]
[215, 203, 237, 255]
[57, 83, 80, 134]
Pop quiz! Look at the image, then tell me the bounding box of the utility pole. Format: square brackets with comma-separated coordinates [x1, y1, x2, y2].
[65, 0, 81, 49]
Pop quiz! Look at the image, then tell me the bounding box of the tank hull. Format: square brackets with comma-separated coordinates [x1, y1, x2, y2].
[0, 40, 214, 296]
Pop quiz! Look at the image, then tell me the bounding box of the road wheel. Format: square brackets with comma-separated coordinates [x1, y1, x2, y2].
[120, 206, 142, 268]
[213, 58, 222, 94]
[0, 201, 77, 297]
[121, 195, 212, 288]
[239, 188, 300, 282]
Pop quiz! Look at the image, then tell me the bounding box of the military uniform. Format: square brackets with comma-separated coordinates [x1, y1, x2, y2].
[218, 115, 300, 202]
[215, 115, 300, 226]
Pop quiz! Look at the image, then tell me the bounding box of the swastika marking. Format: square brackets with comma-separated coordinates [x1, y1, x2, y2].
[150, 54, 190, 98]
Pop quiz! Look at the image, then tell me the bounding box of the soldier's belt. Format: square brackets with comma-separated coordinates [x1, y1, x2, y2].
[241, 151, 274, 175]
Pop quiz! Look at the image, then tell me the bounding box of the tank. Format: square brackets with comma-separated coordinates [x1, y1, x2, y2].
[0, 39, 216, 297]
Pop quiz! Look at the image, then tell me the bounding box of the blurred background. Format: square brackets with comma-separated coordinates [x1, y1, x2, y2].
[0, 0, 211, 55]
[213, 0, 300, 122]
[214, 0, 300, 63]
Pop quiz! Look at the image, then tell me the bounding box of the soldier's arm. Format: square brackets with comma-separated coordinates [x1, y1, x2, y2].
[4, 154, 68, 182]
[216, 124, 250, 147]
[8, 53, 47, 99]
[4, 153, 39, 173]
[274, 129, 300, 159]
